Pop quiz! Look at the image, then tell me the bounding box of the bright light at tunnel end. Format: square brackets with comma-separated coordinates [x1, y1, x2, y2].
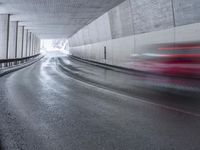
[41, 39, 69, 54]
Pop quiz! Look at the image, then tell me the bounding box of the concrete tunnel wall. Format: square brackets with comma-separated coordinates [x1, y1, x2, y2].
[0, 15, 40, 60]
[68, 0, 200, 68]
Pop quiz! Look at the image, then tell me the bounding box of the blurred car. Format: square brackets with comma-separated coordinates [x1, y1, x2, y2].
[130, 43, 200, 78]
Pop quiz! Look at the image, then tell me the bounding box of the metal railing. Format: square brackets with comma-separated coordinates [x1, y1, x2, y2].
[0, 54, 40, 69]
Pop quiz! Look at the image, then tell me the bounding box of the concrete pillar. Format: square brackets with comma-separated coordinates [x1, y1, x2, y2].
[33, 35, 36, 55]
[0, 14, 10, 59]
[30, 33, 33, 56]
[35, 37, 39, 54]
[32, 34, 34, 55]
[17, 26, 24, 58]
[8, 21, 18, 58]
[32, 34, 36, 55]
[33, 35, 35, 55]
[31, 33, 34, 55]
[23, 29, 28, 57]
[27, 32, 31, 56]
[34, 35, 38, 55]
[38, 38, 41, 53]
[35, 37, 38, 54]
[35, 37, 37, 54]
[35, 36, 40, 54]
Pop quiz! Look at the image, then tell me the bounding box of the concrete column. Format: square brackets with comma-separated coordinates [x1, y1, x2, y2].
[38, 38, 41, 53]
[35, 37, 37, 54]
[32, 34, 36, 55]
[22, 29, 28, 57]
[27, 32, 31, 56]
[0, 14, 10, 59]
[8, 21, 18, 58]
[34, 35, 38, 55]
[30, 33, 33, 56]
[31, 33, 34, 55]
[17, 26, 24, 58]
[33, 35, 35, 55]
[33, 35, 36, 55]
[35, 35, 37, 55]
[35, 37, 38, 54]
[30, 33, 32, 56]
[32, 34, 34, 55]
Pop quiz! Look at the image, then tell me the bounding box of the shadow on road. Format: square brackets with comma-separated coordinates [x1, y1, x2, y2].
[0, 139, 3, 150]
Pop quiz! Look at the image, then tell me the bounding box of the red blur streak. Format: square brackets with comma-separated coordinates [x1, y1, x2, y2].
[159, 46, 200, 50]
[131, 53, 200, 77]
[132, 61, 200, 77]
[150, 54, 200, 59]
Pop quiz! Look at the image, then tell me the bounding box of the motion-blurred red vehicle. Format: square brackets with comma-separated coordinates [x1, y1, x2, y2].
[130, 43, 200, 78]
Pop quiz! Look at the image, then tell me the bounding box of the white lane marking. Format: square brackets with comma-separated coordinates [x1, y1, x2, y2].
[57, 64, 200, 118]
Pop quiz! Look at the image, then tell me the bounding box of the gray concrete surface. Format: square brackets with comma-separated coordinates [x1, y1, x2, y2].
[130, 0, 174, 34]
[22, 29, 28, 57]
[0, 14, 9, 59]
[0, 14, 39, 60]
[8, 21, 18, 59]
[68, 0, 200, 69]
[108, 0, 134, 39]
[173, 0, 200, 26]
[27, 32, 31, 57]
[0, 51, 200, 150]
[70, 0, 200, 47]
[0, 0, 125, 39]
[17, 26, 24, 58]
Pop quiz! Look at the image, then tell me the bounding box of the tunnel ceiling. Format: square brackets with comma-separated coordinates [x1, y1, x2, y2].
[0, 0, 124, 39]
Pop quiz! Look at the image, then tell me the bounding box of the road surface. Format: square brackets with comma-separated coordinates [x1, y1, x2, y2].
[0, 51, 200, 150]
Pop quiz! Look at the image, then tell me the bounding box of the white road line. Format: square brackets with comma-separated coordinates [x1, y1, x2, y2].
[57, 64, 200, 118]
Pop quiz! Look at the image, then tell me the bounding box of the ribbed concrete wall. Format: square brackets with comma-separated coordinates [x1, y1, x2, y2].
[0, 15, 9, 59]
[69, 0, 200, 68]
[8, 21, 18, 59]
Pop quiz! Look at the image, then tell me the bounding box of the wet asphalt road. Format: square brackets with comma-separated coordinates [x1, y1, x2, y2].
[0, 51, 200, 150]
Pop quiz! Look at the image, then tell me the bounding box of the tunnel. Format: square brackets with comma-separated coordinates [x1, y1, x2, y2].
[0, 0, 200, 150]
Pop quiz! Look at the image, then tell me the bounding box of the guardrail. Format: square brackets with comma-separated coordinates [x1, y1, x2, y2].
[0, 54, 40, 69]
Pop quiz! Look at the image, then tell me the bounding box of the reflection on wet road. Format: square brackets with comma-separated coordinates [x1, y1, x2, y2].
[0, 51, 200, 150]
